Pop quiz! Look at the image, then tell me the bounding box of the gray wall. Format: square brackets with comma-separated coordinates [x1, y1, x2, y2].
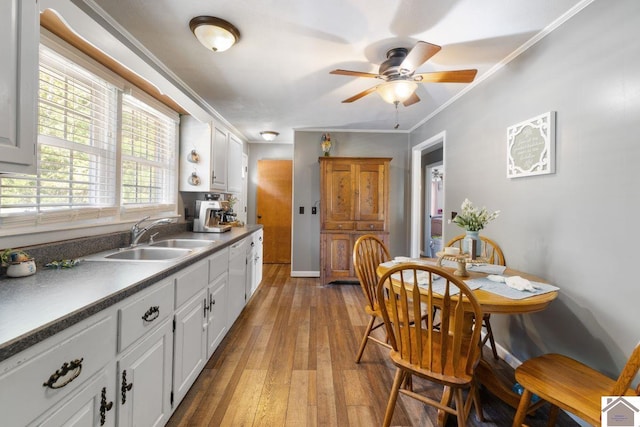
[292, 131, 409, 274]
[410, 0, 640, 374]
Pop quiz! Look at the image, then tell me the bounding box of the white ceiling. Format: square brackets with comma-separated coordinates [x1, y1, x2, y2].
[90, 0, 584, 143]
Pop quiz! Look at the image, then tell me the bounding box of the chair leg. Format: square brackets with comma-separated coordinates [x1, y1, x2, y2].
[547, 404, 559, 427]
[453, 387, 467, 427]
[483, 314, 499, 360]
[471, 381, 485, 422]
[382, 368, 406, 427]
[356, 315, 376, 363]
[512, 388, 533, 427]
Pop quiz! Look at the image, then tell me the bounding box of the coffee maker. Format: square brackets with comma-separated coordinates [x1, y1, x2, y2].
[194, 199, 232, 233]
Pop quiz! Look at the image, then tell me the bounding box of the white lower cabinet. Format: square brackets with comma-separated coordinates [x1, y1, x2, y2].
[1, 233, 260, 426]
[0, 312, 116, 427]
[207, 248, 229, 358]
[228, 238, 248, 325]
[117, 318, 173, 427]
[172, 288, 207, 406]
[34, 367, 116, 427]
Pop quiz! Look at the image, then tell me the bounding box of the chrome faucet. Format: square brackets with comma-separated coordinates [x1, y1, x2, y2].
[130, 216, 174, 247]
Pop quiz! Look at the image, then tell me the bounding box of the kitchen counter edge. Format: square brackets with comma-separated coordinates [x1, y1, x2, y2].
[0, 225, 262, 363]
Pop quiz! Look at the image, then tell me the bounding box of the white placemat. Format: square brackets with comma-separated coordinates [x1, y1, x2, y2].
[439, 259, 507, 275]
[389, 270, 482, 296]
[464, 277, 559, 300]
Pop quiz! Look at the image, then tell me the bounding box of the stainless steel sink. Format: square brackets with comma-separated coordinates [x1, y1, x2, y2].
[149, 239, 215, 249]
[87, 247, 193, 262]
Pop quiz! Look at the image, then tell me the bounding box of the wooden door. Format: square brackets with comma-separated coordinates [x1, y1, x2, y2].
[256, 160, 292, 263]
[354, 163, 386, 222]
[321, 160, 354, 226]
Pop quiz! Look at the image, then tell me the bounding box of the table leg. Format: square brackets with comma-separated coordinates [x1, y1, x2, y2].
[475, 359, 545, 413]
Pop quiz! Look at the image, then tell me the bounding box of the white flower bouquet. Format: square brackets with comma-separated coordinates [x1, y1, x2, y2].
[451, 198, 500, 232]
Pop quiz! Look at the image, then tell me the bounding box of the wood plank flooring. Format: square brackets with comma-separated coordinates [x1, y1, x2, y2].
[167, 264, 578, 427]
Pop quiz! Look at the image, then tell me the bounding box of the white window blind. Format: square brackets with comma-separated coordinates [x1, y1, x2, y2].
[121, 94, 177, 209]
[0, 45, 118, 226]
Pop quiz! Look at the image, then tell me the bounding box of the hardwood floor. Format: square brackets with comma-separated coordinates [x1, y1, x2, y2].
[167, 264, 578, 427]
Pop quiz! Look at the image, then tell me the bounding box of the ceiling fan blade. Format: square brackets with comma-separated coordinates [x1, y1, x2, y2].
[414, 69, 478, 83]
[400, 41, 441, 74]
[402, 92, 420, 107]
[330, 69, 380, 79]
[341, 86, 378, 103]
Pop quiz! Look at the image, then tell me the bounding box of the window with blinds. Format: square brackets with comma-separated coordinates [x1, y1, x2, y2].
[121, 94, 176, 208]
[0, 42, 178, 231]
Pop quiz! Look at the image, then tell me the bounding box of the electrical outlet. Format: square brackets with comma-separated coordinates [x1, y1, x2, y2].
[311, 207, 317, 214]
[299, 206, 304, 214]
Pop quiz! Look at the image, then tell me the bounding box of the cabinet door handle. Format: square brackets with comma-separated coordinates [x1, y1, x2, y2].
[141, 305, 160, 322]
[209, 293, 215, 310]
[203, 298, 209, 316]
[100, 387, 113, 426]
[121, 370, 133, 404]
[43, 358, 84, 389]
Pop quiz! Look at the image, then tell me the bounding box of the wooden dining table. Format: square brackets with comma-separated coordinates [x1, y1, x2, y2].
[376, 258, 559, 416]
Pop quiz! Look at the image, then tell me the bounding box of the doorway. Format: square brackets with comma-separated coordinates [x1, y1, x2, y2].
[410, 131, 445, 258]
[256, 159, 292, 263]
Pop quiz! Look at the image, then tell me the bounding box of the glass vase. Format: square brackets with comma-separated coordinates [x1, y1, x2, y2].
[463, 230, 481, 257]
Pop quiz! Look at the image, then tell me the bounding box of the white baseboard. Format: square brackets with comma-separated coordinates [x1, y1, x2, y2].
[290, 271, 320, 278]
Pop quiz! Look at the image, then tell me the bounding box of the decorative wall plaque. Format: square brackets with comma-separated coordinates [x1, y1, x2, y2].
[507, 111, 556, 178]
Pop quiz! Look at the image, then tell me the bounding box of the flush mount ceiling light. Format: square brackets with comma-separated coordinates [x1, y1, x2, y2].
[376, 80, 419, 104]
[260, 131, 279, 141]
[189, 16, 240, 52]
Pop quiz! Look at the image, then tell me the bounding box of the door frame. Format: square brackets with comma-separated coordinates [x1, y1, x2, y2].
[410, 131, 446, 258]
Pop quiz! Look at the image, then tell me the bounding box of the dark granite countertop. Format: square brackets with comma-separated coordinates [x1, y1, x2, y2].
[0, 225, 261, 362]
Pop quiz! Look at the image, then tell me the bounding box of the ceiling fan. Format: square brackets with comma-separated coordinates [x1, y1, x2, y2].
[330, 41, 478, 107]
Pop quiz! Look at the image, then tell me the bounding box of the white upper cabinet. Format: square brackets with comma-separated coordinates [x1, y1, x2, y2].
[211, 126, 228, 191]
[0, 0, 39, 174]
[226, 133, 242, 193]
[179, 115, 244, 193]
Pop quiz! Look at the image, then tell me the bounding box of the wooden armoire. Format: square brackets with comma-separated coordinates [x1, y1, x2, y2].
[319, 157, 391, 285]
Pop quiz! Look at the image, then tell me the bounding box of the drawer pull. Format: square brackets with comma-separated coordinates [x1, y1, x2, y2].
[121, 370, 133, 404]
[100, 387, 113, 426]
[369, 224, 374, 229]
[141, 306, 160, 322]
[42, 358, 84, 389]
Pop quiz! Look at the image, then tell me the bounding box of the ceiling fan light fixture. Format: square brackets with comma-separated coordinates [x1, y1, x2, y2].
[189, 16, 240, 52]
[376, 81, 418, 104]
[260, 131, 279, 141]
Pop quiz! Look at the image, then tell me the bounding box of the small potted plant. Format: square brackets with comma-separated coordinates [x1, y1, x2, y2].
[1, 248, 36, 278]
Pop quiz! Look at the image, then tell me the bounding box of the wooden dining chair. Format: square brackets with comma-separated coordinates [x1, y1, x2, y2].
[446, 234, 505, 359]
[512, 340, 640, 426]
[352, 234, 392, 363]
[377, 264, 485, 427]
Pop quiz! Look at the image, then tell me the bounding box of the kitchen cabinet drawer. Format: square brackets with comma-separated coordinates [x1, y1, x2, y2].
[175, 259, 209, 308]
[118, 278, 173, 353]
[209, 247, 229, 282]
[323, 221, 355, 231]
[0, 314, 116, 427]
[356, 221, 384, 231]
